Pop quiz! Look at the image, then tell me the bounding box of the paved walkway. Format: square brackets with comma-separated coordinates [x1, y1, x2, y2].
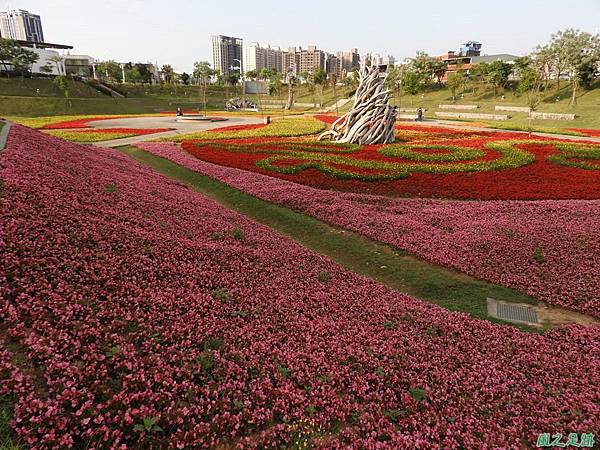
[90, 115, 264, 148]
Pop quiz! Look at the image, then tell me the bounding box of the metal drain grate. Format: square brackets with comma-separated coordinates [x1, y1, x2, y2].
[487, 298, 539, 325]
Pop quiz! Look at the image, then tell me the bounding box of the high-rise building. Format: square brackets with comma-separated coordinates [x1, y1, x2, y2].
[336, 48, 360, 77]
[282, 47, 300, 74]
[325, 53, 339, 76]
[244, 42, 283, 75]
[298, 45, 325, 74]
[211, 35, 243, 76]
[362, 53, 395, 70]
[0, 9, 44, 43]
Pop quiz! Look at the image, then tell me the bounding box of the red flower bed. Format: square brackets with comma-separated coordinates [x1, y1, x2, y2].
[68, 127, 175, 135]
[210, 123, 267, 133]
[43, 116, 130, 129]
[566, 128, 600, 137]
[181, 132, 600, 200]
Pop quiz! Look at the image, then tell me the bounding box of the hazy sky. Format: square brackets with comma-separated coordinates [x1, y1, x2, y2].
[6, 0, 600, 72]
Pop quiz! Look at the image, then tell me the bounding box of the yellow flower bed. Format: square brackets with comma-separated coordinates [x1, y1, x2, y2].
[44, 130, 137, 142]
[167, 117, 326, 142]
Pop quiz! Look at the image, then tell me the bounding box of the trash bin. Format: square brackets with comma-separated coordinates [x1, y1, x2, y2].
[264, 116, 271, 125]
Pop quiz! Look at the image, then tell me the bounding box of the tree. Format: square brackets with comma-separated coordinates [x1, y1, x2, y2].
[486, 60, 513, 96]
[135, 63, 153, 83]
[0, 38, 18, 75]
[125, 67, 143, 84]
[431, 59, 448, 85]
[39, 63, 53, 75]
[268, 71, 282, 96]
[193, 61, 214, 114]
[285, 71, 298, 109]
[469, 62, 490, 94]
[402, 70, 424, 104]
[299, 71, 310, 84]
[259, 68, 272, 81]
[312, 68, 327, 107]
[97, 60, 122, 82]
[226, 73, 240, 86]
[408, 52, 446, 86]
[180, 72, 190, 85]
[543, 29, 600, 102]
[48, 54, 64, 74]
[446, 63, 466, 101]
[12, 46, 38, 78]
[53, 75, 71, 107]
[245, 69, 258, 81]
[577, 59, 598, 89]
[384, 64, 405, 106]
[161, 64, 175, 85]
[547, 29, 600, 105]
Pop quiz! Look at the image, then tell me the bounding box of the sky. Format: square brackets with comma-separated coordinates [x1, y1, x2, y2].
[5, 0, 600, 73]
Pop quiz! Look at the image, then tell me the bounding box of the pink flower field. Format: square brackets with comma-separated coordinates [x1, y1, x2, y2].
[2, 126, 599, 447]
[137, 141, 600, 319]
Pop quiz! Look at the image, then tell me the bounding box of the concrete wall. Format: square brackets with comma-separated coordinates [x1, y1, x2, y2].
[495, 105, 531, 113]
[529, 112, 576, 121]
[439, 104, 479, 110]
[435, 112, 510, 121]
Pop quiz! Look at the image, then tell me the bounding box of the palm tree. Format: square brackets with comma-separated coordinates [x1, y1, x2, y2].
[48, 54, 64, 75]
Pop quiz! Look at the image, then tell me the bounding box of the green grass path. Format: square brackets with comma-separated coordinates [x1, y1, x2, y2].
[120, 145, 539, 331]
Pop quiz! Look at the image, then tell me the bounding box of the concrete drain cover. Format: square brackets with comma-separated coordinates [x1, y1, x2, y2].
[487, 298, 539, 325]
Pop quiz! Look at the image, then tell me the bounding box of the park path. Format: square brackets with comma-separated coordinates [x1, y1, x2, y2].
[91, 115, 264, 148]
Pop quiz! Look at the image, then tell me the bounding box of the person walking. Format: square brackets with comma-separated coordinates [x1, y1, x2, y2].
[416, 107, 424, 122]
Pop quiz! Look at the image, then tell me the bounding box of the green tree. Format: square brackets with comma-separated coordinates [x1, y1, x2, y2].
[245, 69, 258, 80]
[285, 71, 298, 110]
[402, 70, 424, 104]
[409, 52, 446, 86]
[12, 46, 38, 78]
[547, 29, 600, 104]
[125, 67, 143, 84]
[0, 38, 18, 75]
[53, 75, 71, 107]
[312, 68, 327, 107]
[39, 63, 53, 75]
[410, 52, 435, 86]
[486, 60, 513, 96]
[97, 60, 122, 82]
[299, 71, 310, 84]
[161, 64, 175, 85]
[469, 62, 490, 94]
[446, 64, 466, 101]
[193, 61, 214, 113]
[180, 72, 190, 85]
[259, 68, 272, 81]
[134, 63, 153, 83]
[577, 59, 598, 89]
[47, 54, 64, 74]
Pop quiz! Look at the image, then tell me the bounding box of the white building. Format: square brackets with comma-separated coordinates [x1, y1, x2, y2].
[30, 48, 66, 75]
[0, 9, 44, 42]
[243, 42, 283, 75]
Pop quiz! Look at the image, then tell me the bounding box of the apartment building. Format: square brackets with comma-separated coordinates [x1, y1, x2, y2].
[212, 35, 243, 76]
[244, 42, 283, 74]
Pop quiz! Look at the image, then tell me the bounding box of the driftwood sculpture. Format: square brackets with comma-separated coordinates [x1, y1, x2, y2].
[318, 65, 397, 144]
[226, 97, 257, 110]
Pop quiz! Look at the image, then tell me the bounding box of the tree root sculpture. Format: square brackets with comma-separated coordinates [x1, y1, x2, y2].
[318, 65, 397, 144]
